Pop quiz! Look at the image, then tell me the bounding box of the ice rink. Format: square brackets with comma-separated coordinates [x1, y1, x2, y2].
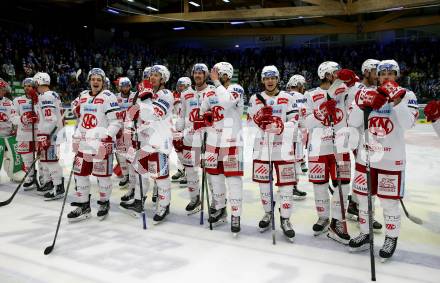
[0, 123, 439, 283]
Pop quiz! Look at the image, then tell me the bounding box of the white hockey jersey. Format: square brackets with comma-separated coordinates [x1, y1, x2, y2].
[201, 83, 244, 147]
[0, 97, 15, 138]
[11, 96, 38, 141]
[348, 89, 418, 171]
[137, 88, 174, 154]
[288, 90, 307, 140]
[304, 85, 354, 157]
[247, 91, 299, 161]
[74, 90, 121, 153]
[177, 85, 216, 148]
[36, 91, 64, 144]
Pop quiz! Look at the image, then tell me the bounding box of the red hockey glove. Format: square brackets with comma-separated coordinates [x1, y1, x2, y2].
[172, 136, 184, 152]
[27, 88, 39, 104]
[261, 116, 284, 135]
[21, 111, 38, 125]
[253, 106, 273, 129]
[37, 134, 51, 151]
[319, 99, 337, 121]
[377, 80, 406, 101]
[355, 88, 388, 110]
[336, 69, 359, 87]
[137, 80, 154, 101]
[424, 100, 440, 122]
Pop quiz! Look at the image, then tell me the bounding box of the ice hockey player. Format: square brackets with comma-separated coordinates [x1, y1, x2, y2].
[67, 68, 121, 222]
[175, 63, 216, 215]
[347, 59, 418, 262]
[126, 65, 174, 224]
[247, 65, 299, 242]
[114, 77, 135, 190]
[424, 99, 440, 137]
[32, 72, 65, 200]
[0, 79, 25, 182]
[286, 74, 308, 200]
[171, 77, 192, 186]
[345, 59, 383, 232]
[199, 62, 244, 236]
[303, 61, 357, 244]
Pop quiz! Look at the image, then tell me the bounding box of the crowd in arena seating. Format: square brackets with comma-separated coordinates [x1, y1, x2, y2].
[1, 25, 439, 104]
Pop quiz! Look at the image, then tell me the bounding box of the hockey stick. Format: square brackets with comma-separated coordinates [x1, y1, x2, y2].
[199, 130, 213, 229]
[267, 131, 276, 245]
[132, 90, 147, 230]
[256, 92, 276, 245]
[0, 156, 40, 207]
[133, 119, 147, 230]
[400, 198, 423, 225]
[44, 164, 74, 255]
[363, 108, 376, 281]
[30, 94, 41, 191]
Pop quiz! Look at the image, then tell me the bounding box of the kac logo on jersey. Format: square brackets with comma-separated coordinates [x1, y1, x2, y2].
[211, 106, 224, 121]
[82, 113, 97, 129]
[368, 116, 394, 136]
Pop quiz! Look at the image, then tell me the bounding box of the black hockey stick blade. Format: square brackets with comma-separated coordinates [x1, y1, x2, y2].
[400, 199, 423, 225]
[256, 93, 267, 106]
[0, 157, 40, 207]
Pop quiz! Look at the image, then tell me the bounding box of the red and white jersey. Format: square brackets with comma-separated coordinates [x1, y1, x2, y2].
[116, 91, 136, 130]
[247, 91, 299, 161]
[0, 97, 15, 138]
[288, 90, 307, 142]
[346, 82, 367, 112]
[11, 95, 38, 141]
[172, 91, 182, 117]
[36, 90, 64, 142]
[348, 89, 418, 171]
[138, 88, 174, 154]
[201, 83, 244, 147]
[304, 85, 352, 157]
[74, 89, 121, 152]
[177, 85, 216, 147]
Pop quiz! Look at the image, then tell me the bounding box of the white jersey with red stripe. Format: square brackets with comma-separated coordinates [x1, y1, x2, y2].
[304, 85, 352, 157]
[11, 96, 38, 141]
[346, 82, 367, 111]
[0, 97, 15, 138]
[116, 91, 136, 115]
[36, 90, 64, 142]
[172, 91, 182, 117]
[138, 88, 174, 154]
[288, 90, 307, 141]
[247, 90, 299, 161]
[177, 85, 216, 148]
[348, 89, 418, 171]
[201, 83, 244, 147]
[74, 89, 121, 151]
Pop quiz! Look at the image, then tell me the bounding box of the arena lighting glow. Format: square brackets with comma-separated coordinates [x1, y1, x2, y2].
[189, 1, 200, 7]
[223, 0, 230, 2]
[230, 21, 244, 25]
[173, 27, 185, 30]
[235, 44, 239, 48]
[127, 0, 134, 2]
[383, 6, 404, 11]
[106, 8, 120, 14]
[83, 25, 87, 28]
[146, 6, 159, 12]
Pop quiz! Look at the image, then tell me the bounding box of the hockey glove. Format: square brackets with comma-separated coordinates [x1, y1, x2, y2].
[319, 99, 337, 122]
[377, 80, 406, 101]
[336, 69, 359, 87]
[424, 100, 440, 122]
[355, 88, 388, 110]
[37, 134, 51, 151]
[137, 80, 154, 101]
[21, 111, 38, 125]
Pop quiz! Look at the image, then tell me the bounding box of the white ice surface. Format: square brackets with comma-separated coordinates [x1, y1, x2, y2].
[0, 123, 439, 283]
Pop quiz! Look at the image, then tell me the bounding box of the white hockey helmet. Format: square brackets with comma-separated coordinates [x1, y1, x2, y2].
[261, 65, 280, 82]
[151, 64, 170, 83]
[287, 74, 306, 88]
[177, 77, 192, 87]
[191, 63, 209, 77]
[33, 72, 51, 86]
[214, 62, 234, 79]
[22, 77, 35, 87]
[88, 68, 106, 81]
[118, 77, 132, 88]
[143, 66, 151, 79]
[317, 61, 340, 80]
[361, 59, 380, 74]
[105, 77, 110, 89]
[377, 59, 400, 78]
